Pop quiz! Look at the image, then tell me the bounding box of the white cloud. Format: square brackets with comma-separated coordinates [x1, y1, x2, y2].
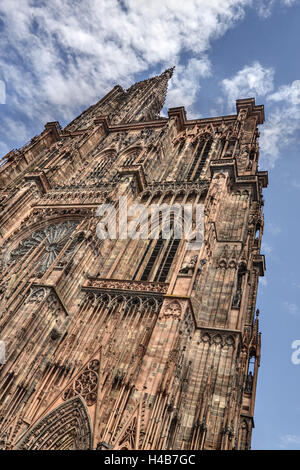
[0, 80, 5, 104]
[261, 241, 273, 255]
[1, 117, 30, 143]
[220, 62, 300, 169]
[283, 301, 299, 316]
[0, 0, 298, 159]
[255, 0, 299, 17]
[292, 180, 300, 189]
[266, 222, 282, 236]
[280, 434, 300, 448]
[165, 57, 212, 117]
[0, 0, 254, 127]
[282, 0, 299, 5]
[269, 80, 300, 105]
[256, 0, 276, 17]
[221, 61, 274, 111]
[260, 81, 300, 168]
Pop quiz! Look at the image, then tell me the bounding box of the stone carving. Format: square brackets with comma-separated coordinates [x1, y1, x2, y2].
[118, 417, 137, 449]
[63, 359, 100, 407]
[172, 124, 215, 147]
[7, 221, 79, 274]
[0, 69, 266, 451]
[161, 300, 182, 319]
[245, 371, 254, 393]
[15, 396, 92, 450]
[84, 278, 168, 294]
[179, 255, 198, 274]
[200, 331, 236, 348]
[24, 287, 48, 304]
[179, 257, 206, 274]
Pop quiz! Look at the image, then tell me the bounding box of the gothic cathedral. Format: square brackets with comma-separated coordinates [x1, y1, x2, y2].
[0, 68, 267, 450]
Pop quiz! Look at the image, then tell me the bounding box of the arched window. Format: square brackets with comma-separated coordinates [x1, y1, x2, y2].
[87, 157, 108, 179]
[15, 396, 92, 450]
[122, 147, 142, 166]
[224, 138, 236, 157]
[232, 264, 246, 308]
[86, 149, 116, 180]
[137, 221, 180, 282]
[186, 137, 212, 181]
[7, 221, 79, 275]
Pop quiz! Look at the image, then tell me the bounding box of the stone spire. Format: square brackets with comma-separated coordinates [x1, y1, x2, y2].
[126, 66, 174, 96]
[112, 66, 175, 124]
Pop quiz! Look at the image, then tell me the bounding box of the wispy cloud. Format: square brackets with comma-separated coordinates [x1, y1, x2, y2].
[0, 0, 254, 148]
[260, 83, 300, 168]
[283, 301, 299, 316]
[280, 434, 300, 449]
[269, 80, 300, 105]
[255, 0, 300, 17]
[261, 241, 273, 255]
[221, 61, 274, 110]
[220, 63, 300, 169]
[165, 57, 212, 116]
[266, 222, 282, 236]
[0, 0, 298, 159]
[0, 0, 298, 158]
[291, 180, 300, 189]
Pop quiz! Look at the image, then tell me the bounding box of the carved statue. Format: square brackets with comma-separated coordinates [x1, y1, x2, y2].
[179, 256, 206, 274]
[245, 371, 254, 393]
[179, 255, 198, 274]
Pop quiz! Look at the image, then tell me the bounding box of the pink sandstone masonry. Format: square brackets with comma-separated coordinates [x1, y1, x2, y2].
[0, 68, 267, 450]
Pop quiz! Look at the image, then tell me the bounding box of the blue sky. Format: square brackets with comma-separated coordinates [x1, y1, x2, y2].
[0, 0, 300, 450]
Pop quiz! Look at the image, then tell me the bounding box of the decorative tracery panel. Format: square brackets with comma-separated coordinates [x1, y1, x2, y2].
[63, 359, 100, 407]
[7, 220, 79, 274]
[15, 396, 92, 450]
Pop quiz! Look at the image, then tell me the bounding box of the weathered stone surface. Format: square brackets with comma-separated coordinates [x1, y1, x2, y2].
[0, 69, 267, 450]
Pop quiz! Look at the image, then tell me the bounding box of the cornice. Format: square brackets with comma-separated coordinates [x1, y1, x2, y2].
[24, 170, 52, 194]
[236, 98, 265, 124]
[253, 254, 266, 276]
[209, 158, 268, 200]
[82, 276, 168, 296]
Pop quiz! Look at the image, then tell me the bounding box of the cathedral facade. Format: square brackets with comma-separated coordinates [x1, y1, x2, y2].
[0, 68, 267, 450]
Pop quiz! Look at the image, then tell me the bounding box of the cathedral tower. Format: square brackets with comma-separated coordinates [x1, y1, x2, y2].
[0, 68, 267, 450]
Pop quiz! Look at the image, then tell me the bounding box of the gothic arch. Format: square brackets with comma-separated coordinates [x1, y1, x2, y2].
[199, 131, 214, 142]
[120, 146, 143, 166]
[90, 147, 117, 161]
[84, 148, 117, 180]
[15, 396, 92, 450]
[3, 219, 80, 273]
[3, 213, 82, 251]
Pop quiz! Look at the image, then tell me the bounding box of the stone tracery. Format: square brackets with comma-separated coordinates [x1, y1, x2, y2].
[7, 220, 79, 274]
[0, 70, 267, 451]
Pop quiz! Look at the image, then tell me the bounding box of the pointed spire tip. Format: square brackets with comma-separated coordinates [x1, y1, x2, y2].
[163, 66, 175, 79]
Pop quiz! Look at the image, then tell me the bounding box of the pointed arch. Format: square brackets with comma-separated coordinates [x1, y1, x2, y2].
[186, 135, 213, 181]
[86, 148, 117, 180]
[120, 146, 143, 166]
[113, 402, 142, 450]
[15, 396, 92, 450]
[4, 219, 80, 274]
